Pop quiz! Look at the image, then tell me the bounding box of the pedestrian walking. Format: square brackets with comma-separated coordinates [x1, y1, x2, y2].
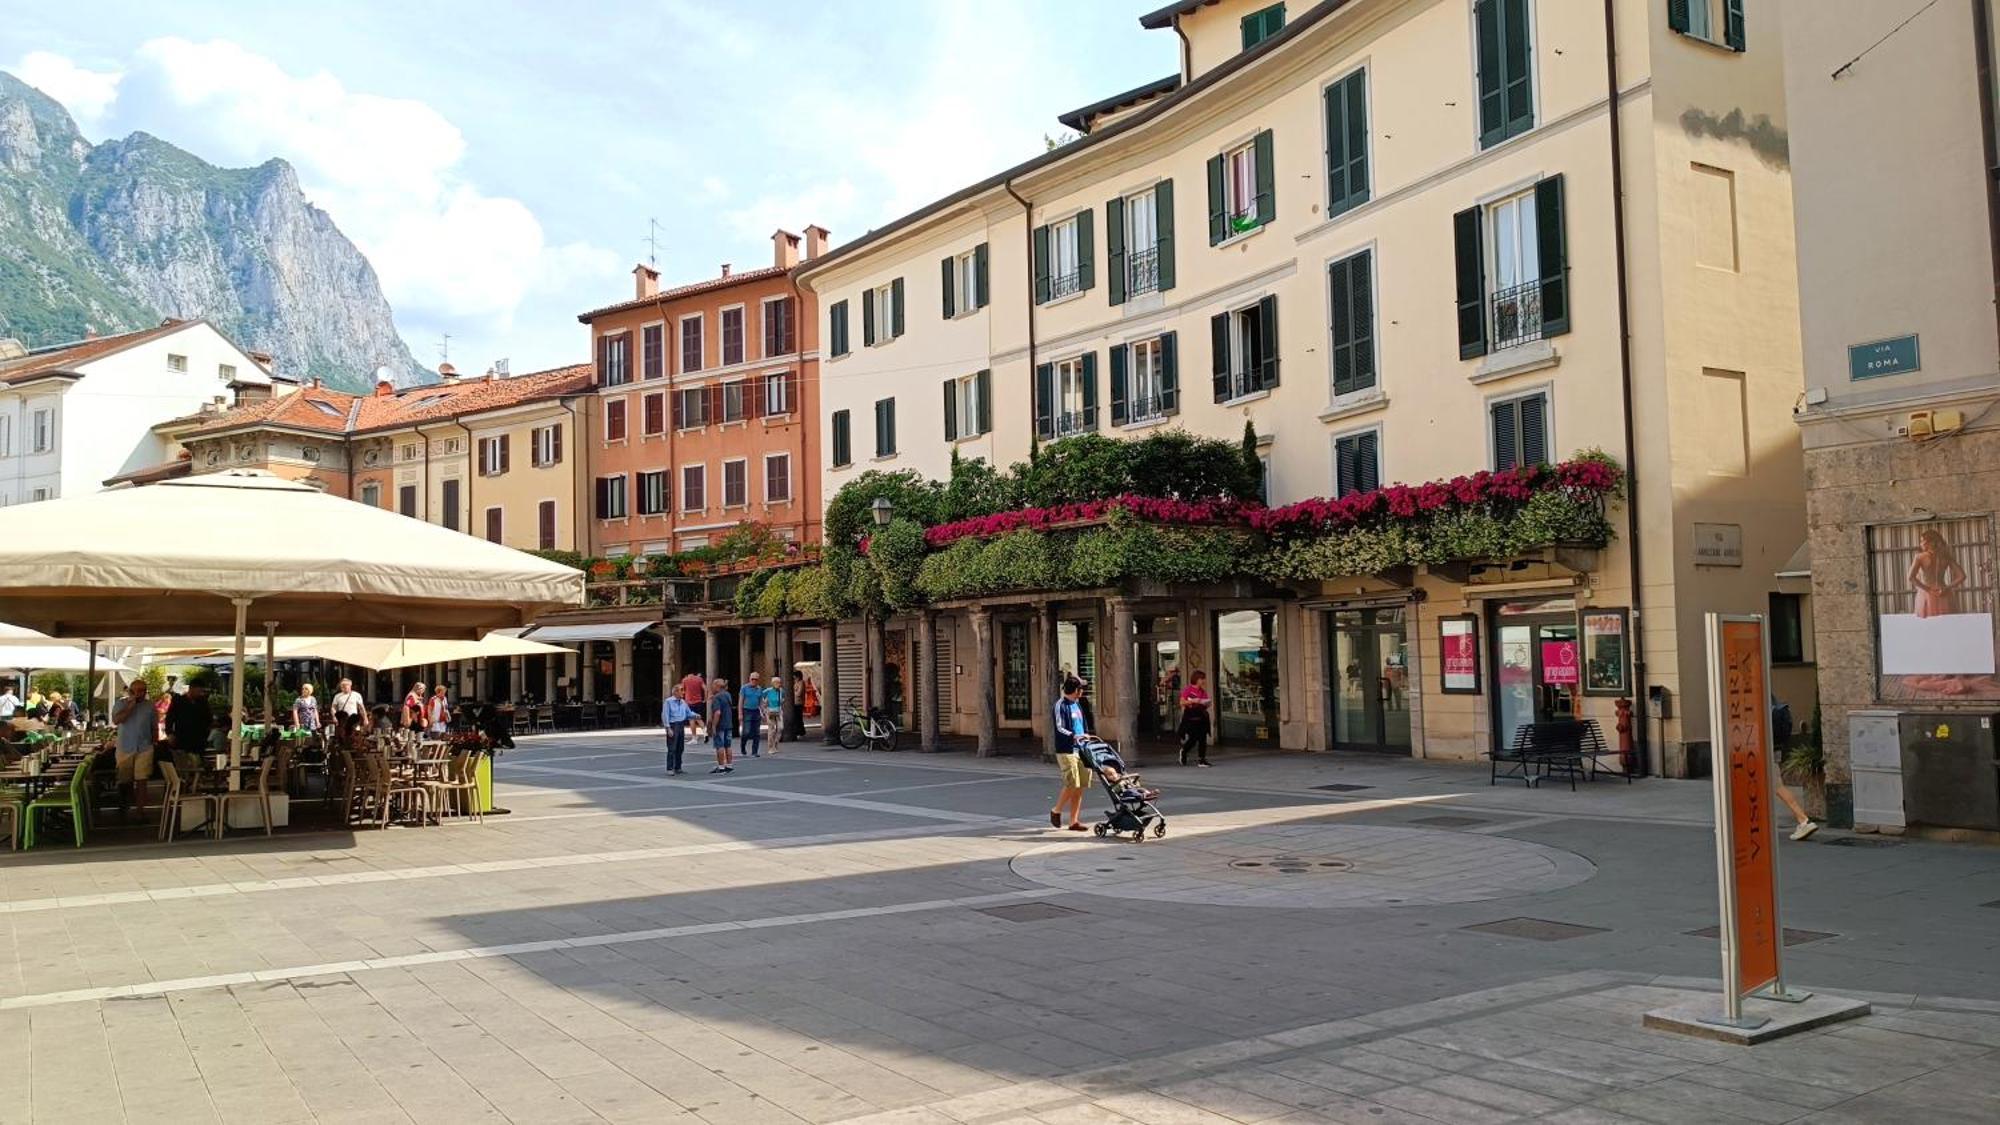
[427, 684, 452, 734]
[329, 678, 366, 747]
[111, 679, 156, 818]
[764, 670, 786, 746]
[662, 692, 691, 775]
[1049, 676, 1091, 832]
[740, 672, 766, 758]
[1177, 670, 1213, 767]
[292, 683, 321, 735]
[1771, 695, 1819, 840]
[707, 678, 736, 773]
[682, 671, 708, 743]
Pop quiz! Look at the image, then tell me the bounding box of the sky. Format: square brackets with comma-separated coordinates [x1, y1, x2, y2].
[1, 1, 1173, 379]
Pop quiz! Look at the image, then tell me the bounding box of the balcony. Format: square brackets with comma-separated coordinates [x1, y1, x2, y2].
[1489, 279, 1546, 352]
[1049, 269, 1083, 301]
[1125, 388, 1168, 425]
[1126, 246, 1160, 297]
[1052, 409, 1092, 438]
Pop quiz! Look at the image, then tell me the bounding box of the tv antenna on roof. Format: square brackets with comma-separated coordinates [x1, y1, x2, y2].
[493, 358, 510, 377]
[645, 218, 661, 267]
[437, 332, 451, 364]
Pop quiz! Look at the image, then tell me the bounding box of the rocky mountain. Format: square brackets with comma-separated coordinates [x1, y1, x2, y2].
[0, 71, 422, 389]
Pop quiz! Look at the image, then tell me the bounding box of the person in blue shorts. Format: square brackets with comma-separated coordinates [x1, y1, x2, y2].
[707, 678, 736, 774]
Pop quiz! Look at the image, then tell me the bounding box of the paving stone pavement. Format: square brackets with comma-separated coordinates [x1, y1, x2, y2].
[0, 732, 1996, 1123]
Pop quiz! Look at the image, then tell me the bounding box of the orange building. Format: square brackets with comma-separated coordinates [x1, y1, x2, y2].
[578, 227, 826, 558]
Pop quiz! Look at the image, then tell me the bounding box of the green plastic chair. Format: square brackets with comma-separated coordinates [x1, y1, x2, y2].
[23, 754, 94, 849]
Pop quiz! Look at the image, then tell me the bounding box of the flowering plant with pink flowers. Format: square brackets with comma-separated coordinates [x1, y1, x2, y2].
[924, 494, 1251, 548]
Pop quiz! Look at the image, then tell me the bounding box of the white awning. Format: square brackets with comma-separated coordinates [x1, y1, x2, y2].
[525, 619, 658, 643]
[1775, 541, 1811, 580]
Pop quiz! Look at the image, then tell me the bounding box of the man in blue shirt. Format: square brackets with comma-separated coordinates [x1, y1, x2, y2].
[662, 693, 691, 776]
[1049, 677, 1091, 831]
[707, 678, 736, 774]
[740, 672, 766, 758]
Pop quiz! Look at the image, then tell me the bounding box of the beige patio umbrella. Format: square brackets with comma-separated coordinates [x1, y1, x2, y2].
[269, 632, 570, 671]
[0, 471, 583, 778]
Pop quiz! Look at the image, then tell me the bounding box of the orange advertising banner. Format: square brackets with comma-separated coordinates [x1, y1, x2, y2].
[1721, 619, 1779, 996]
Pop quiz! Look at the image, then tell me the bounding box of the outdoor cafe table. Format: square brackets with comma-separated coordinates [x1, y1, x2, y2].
[0, 759, 81, 803]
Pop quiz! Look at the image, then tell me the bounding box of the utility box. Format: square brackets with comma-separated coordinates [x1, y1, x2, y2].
[1849, 711, 1905, 830]
[1897, 713, 2000, 831]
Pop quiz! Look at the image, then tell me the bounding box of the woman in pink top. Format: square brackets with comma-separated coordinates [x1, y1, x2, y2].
[1177, 670, 1213, 767]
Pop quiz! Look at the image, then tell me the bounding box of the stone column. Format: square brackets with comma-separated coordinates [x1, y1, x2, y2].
[614, 639, 634, 702]
[1110, 598, 1139, 756]
[660, 625, 679, 700]
[775, 622, 794, 742]
[917, 609, 940, 752]
[579, 647, 595, 702]
[1039, 601, 1060, 761]
[703, 627, 720, 682]
[509, 657, 524, 703]
[821, 621, 843, 744]
[972, 606, 998, 758]
[737, 627, 752, 689]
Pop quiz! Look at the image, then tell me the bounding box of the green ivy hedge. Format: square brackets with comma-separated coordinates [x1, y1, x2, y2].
[1260, 488, 1612, 580]
[911, 519, 1254, 602]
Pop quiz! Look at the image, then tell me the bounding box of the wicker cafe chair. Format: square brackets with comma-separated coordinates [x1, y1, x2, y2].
[156, 761, 216, 843]
[423, 751, 482, 823]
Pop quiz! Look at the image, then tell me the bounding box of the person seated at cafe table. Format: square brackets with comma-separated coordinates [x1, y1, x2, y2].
[165, 681, 213, 768]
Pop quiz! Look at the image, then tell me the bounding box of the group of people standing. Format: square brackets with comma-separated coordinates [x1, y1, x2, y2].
[661, 670, 785, 776]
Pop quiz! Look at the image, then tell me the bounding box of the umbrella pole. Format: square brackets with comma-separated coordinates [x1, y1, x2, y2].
[230, 598, 251, 792]
[263, 621, 278, 726]
[86, 641, 99, 728]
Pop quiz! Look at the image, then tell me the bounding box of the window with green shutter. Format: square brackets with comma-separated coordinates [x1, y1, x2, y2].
[874, 397, 897, 458]
[831, 409, 851, 467]
[1209, 131, 1275, 244]
[1240, 3, 1285, 50]
[1323, 68, 1369, 217]
[1489, 390, 1549, 471]
[1334, 430, 1380, 497]
[1671, 1, 1745, 51]
[1474, 0, 1534, 149]
[829, 300, 850, 358]
[1327, 249, 1375, 398]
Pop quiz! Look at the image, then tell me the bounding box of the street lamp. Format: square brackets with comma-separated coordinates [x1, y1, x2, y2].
[871, 496, 894, 527]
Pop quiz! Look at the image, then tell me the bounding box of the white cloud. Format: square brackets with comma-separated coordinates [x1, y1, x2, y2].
[107, 37, 616, 353]
[8, 51, 123, 134]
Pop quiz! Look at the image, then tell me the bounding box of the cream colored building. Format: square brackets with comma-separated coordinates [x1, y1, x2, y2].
[798, 0, 1806, 773]
[1781, 0, 2000, 830]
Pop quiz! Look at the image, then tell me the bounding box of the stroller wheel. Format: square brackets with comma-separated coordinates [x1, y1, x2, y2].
[1153, 820, 1168, 838]
[1128, 831, 1145, 843]
[1093, 823, 1108, 837]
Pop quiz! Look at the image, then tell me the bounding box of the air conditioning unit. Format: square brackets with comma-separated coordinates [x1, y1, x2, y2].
[1897, 712, 2000, 830]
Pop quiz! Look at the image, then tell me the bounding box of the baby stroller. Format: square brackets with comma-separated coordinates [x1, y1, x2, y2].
[1078, 735, 1167, 842]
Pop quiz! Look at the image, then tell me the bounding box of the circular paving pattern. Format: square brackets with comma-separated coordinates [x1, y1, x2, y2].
[1011, 822, 1595, 909]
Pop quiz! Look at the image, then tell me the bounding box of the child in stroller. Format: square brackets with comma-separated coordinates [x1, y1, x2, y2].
[1076, 735, 1167, 841]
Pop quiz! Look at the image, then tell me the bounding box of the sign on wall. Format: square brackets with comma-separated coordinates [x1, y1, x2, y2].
[1439, 615, 1481, 694]
[1582, 608, 1630, 696]
[1848, 334, 1921, 381]
[1540, 639, 1581, 685]
[1867, 516, 2000, 701]
[1693, 523, 1743, 567]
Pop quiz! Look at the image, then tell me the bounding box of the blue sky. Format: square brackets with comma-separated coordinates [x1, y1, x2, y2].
[3, 2, 1173, 378]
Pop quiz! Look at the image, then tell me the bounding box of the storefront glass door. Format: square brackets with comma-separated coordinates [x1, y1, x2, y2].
[1215, 609, 1280, 745]
[1135, 615, 1182, 737]
[1491, 598, 1579, 749]
[1330, 608, 1412, 754]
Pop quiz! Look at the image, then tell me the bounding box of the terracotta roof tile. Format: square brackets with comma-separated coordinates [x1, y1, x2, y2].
[0, 320, 198, 385]
[577, 266, 790, 323]
[179, 362, 591, 439]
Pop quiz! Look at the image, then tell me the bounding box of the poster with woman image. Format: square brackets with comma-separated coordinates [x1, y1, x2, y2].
[1868, 517, 2000, 701]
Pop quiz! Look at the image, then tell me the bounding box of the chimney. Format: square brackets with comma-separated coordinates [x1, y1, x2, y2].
[438, 362, 459, 384]
[720, 262, 732, 278]
[633, 263, 660, 301]
[804, 224, 831, 260]
[374, 377, 396, 397]
[772, 229, 801, 270]
[310, 376, 322, 390]
[484, 368, 498, 383]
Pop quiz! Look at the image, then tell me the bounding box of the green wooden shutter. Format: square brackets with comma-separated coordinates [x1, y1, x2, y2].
[1501, 0, 1533, 139]
[974, 242, 990, 308]
[1034, 363, 1055, 438]
[1106, 195, 1126, 306]
[1336, 434, 1359, 496]
[1326, 70, 1369, 217]
[1159, 331, 1179, 414]
[1453, 206, 1488, 359]
[1032, 224, 1052, 304]
[941, 256, 956, 319]
[1256, 294, 1279, 391]
[1356, 430, 1379, 492]
[975, 369, 991, 434]
[891, 277, 905, 338]
[1668, 0, 1691, 34]
[1519, 393, 1547, 465]
[1476, 0, 1536, 148]
[1724, 0, 1745, 50]
[1109, 344, 1129, 426]
[831, 300, 848, 356]
[1491, 399, 1518, 470]
[943, 378, 958, 442]
[1076, 209, 1095, 293]
[1081, 352, 1099, 429]
[833, 410, 850, 466]
[1211, 312, 1231, 402]
[1253, 129, 1276, 227]
[1154, 179, 1176, 291]
[862, 291, 876, 347]
[1206, 155, 1227, 245]
[1328, 250, 1376, 396]
[1534, 174, 1569, 337]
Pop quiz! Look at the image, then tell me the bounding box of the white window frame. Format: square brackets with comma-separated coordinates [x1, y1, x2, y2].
[479, 437, 505, 476]
[1224, 140, 1258, 224]
[722, 457, 749, 508]
[1485, 383, 1554, 471]
[677, 386, 710, 429]
[1686, 0, 1716, 41]
[870, 283, 895, 345]
[764, 371, 791, 415]
[1466, 0, 1542, 150]
[360, 482, 381, 508]
[600, 332, 631, 386]
[219, 363, 237, 381]
[721, 380, 747, 423]
[680, 463, 707, 513]
[1125, 187, 1160, 296]
[763, 452, 792, 503]
[679, 314, 704, 373]
[719, 303, 747, 367]
[637, 469, 669, 516]
[167, 353, 188, 373]
[1053, 356, 1088, 437]
[953, 373, 981, 437]
[1128, 337, 1166, 424]
[598, 474, 628, 521]
[1049, 215, 1082, 300]
[604, 397, 629, 443]
[955, 250, 979, 316]
[30, 409, 51, 454]
[1226, 301, 1272, 401]
[532, 425, 559, 467]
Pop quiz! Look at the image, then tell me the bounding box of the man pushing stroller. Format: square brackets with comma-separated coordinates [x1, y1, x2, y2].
[1047, 676, 1166, 840]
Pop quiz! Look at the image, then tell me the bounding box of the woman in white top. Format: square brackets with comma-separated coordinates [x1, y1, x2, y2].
[426, 685, 451, 734]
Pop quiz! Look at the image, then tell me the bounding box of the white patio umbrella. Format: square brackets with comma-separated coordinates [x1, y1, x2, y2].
[0, 645, 134, 674]
[0, 471, 583, 778]
[269, 632, 569, 672]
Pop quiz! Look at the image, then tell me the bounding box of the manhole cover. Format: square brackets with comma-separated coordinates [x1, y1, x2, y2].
[1411, 816, 1491, 829]
[1462, 917, 1609, 942]
[976, 901, 1083, 923]
[1685, 925, 1837, 946]
[1228, 856, 1354, 874]
[1313, 783, 1373, 792]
